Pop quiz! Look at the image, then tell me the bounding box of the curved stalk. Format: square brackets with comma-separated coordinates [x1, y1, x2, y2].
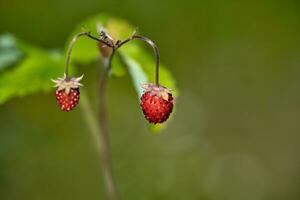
[116, 35, 160, 85]
[65, 32, 90, 79]
[65, 32, 113, 79]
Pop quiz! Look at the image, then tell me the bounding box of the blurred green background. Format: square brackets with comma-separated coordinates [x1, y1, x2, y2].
[0, 0, 300, 199]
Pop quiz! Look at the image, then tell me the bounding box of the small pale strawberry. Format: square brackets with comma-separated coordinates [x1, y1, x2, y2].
[52, 74, 83, 112]
[140, 83, 174, 124]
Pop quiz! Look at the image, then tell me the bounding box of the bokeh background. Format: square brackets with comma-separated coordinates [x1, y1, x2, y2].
[0, 0, 300, 199]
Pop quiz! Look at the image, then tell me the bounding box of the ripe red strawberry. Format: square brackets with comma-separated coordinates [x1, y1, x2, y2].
[140, 83, 174, 124]
[52, 74, 83, 112]
[55, 88, 80, 111]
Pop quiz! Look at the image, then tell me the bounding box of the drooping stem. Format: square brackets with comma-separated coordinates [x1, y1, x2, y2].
[116, 35, 160, 86]
[66, 32, 160, 84]
[65, 32, 90, 79]
[65, 31, 113, 79]
[133, 35, 160, 86]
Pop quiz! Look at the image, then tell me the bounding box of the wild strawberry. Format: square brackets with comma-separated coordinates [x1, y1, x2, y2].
[140, 83, 174, 124]
[52, 74, 83, 112]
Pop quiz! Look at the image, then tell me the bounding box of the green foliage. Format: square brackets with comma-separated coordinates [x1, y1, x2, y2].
[0, 35, 64, 104]
[0, 34, 23, 71]
[121, 54, 148, 97]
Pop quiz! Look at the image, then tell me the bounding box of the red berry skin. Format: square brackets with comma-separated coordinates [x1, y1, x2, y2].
[55, 88, 80, 112]
[140, 91, 174, 124]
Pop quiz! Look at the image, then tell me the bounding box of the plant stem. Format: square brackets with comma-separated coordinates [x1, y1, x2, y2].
[79, 88, 120, 200]
[65, 32, 90, 79]
[98, 72, 120, 200]
[79, 90, 102, 152]
[116, 35, 160, 86]
[65, 32, 113, 79]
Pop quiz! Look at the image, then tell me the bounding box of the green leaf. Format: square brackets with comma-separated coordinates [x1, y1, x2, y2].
[121, 54, 148, 97]
[0, 33, 24, 71]
[0, 37, 65, 104]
